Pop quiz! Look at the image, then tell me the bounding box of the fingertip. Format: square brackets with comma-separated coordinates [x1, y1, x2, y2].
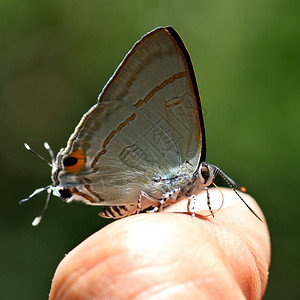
[50, 190, 270, 299]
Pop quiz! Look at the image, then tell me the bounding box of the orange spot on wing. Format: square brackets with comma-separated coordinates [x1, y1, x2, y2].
[64, 148, 85, 173]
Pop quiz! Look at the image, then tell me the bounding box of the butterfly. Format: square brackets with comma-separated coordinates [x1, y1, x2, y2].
[21, 26, 262, 225]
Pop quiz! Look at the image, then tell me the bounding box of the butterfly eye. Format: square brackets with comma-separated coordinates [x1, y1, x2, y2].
[63, 156, 78, 167]
[199, 163, 216, 186]
[200, 164, 210, 181]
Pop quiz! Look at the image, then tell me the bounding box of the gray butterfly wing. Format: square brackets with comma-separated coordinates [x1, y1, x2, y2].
[55, 27, 205, 206]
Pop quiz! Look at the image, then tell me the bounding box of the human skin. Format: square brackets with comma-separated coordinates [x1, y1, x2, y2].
[49, 188, 271, 300]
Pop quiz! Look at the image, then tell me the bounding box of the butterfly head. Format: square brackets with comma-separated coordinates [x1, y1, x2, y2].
[20, 143, 79, 226]
[198, 162, 217, 187]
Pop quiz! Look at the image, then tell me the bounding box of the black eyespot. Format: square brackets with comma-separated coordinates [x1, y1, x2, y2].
[59, 188, 72, 199]
[63, 156, 78, 167]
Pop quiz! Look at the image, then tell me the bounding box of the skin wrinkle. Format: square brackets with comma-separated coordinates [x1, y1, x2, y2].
[52, 264, 89, 299]
[207, 219, 257, 299]
[229, 235, 260, 299]
[227, 209, 269, 299]
[87, 247, 229, 299]
[100, 266, 178, 299]
[240, 236, 269, 299]
[239, 239, 263, 299]
[213, 223, 256, 298]
[53, 264, 101, 299]
[190, 232, 248, 299]
[52, 236, 131, 299]
[190, 270, 246, 300]
[55, 252, 135, 299]
[98, 260, 176, 296]
[240, 224, 270, 294]
[131, 259, 246, 300]
[133, 281, 206, 300]
[99, 259, 206, 299]
[124, 225, 239, 298]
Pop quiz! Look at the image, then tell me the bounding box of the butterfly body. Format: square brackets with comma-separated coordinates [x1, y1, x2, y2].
[48, 27, 211, 218]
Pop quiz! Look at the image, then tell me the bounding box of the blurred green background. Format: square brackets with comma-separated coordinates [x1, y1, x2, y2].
[1, 0, 299, 299]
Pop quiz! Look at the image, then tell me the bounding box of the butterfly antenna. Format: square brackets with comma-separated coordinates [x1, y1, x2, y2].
[222, 172, 247, 193]
[24, 143, 52, 167]
[32, 188, 53, 226]
[216, 167, 263, 222]
[19, 185, 51, 204]
[43, 142, 55, 164]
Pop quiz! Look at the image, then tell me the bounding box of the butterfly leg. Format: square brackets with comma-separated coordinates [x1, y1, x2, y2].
[137, 190, 158, 207]
[205, 187, 214, 217]
[187, 194, 197, 218]
[148, 189, 181, 213]
[187, 188, 214, 218]
[148, 199, 165, 213]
